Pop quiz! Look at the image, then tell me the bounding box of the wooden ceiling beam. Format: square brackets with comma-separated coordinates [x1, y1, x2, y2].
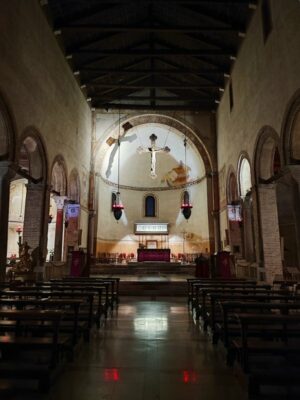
[93, 95, 215, 101]
[59, 24, 242, 33]
[69, 49, 234, 57]
[90, 83, 219, 89]
[93, 103, 217, 111]
[80, 68, 226, 75]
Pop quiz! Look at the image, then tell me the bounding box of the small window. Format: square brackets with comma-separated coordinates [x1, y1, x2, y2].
[145, 195, 156, 217]
[229, 80, 234, 111]
[261, 0, 272, 42]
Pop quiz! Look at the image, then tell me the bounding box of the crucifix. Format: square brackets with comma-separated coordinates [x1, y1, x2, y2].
[137, 134, 170, 179]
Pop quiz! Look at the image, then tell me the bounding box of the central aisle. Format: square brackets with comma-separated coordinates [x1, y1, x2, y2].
[48, 298, 246, 400]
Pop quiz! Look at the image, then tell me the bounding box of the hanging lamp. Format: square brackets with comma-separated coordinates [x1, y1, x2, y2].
[181, 135, 193, 220]
[113, 109, 124, 221]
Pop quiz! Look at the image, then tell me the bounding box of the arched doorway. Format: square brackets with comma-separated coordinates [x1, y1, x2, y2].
[47, 156, 67, 261]
[93, 114, 216, 261]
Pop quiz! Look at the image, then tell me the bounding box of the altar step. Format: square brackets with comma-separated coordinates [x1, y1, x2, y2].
[119, 281, 187, 296]
[91, 262, 195, 276]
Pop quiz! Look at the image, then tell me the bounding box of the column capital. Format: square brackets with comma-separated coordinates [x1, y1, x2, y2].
[53, 195, 67, 210]
[0, 161, 16, 180]
[26, 181, 47, 191]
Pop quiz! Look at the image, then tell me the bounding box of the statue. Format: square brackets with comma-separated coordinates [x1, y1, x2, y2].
[15, 241, 33, 272]
[137, 134, 170, 179]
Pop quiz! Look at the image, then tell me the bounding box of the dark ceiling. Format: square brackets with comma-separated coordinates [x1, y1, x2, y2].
[43, 0, 256, 111]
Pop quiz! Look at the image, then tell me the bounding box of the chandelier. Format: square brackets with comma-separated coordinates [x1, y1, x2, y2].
[113, 110, 124, 221]
[181, 136, 193, 220]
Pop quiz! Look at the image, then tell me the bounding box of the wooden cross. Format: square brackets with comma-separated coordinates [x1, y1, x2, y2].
[137, 134, 170, 179]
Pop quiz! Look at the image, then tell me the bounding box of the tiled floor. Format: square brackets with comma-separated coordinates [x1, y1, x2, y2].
[12, 297, 247, 400]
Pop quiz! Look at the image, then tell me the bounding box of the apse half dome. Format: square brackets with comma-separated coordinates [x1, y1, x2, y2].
[100, 123, 205, 189]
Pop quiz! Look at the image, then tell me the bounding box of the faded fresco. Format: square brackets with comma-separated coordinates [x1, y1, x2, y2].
[161, 161, 191, 187]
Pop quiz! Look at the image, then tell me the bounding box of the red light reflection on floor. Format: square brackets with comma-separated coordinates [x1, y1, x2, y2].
[104, 368, 119, 381]
[182, 370, 199, 384]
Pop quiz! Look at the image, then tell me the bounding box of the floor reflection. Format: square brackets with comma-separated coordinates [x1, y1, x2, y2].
[20, 297, 247, 400]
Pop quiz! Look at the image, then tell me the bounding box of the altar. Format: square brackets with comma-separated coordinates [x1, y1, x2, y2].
[135, 222, 170, 262]
[137, 248, 170, 262]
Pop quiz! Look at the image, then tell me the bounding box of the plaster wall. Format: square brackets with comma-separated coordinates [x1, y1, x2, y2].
[217, 0, 300, 245]
[96, 179, 209, 257]
[0, 1, 92, 246]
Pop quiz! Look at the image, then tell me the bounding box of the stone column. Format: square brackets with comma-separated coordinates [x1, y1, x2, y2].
[53, 196, 67, 261]
[23, 182, 48, 265]
[87, 171, 96, 268]
[258, 184, 282, 282]
[0, 162, 15, 280]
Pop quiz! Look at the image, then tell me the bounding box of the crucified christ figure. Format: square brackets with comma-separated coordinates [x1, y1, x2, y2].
[137, 134, 170, 179]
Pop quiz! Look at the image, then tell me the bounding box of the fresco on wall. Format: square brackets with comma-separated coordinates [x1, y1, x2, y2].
[161, 161, 191, 187]
[105, 134, 137, 178]
[99, 123, 204, 189]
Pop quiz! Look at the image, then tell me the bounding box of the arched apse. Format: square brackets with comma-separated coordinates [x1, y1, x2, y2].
[48, 155, 68, 261]
[94, 113, 217, 258]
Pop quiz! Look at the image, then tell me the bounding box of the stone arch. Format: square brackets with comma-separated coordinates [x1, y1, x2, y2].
[236, 153, 256, 262]
[254, 126, 281, 182]
[281, 89, 300, 165]
[48, 155, 68, 262]
[68, 168, 80, 203]
[15, 128, 49, 265]
[237, 152, 252, 198]
[51, 155, 67, 196]
[226, 166, 239, 204]
[0, 92, 16, 162]
[17, 127, 48, 182]
[95, 113, 214, 174]
[253, 127, 285, 281]
[226, 166, 242, 256]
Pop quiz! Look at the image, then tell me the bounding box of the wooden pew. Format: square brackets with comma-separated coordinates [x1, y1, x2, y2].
[194, 286, 272, 321]
[0, 290, 95, 341]
[191, 281, 263, 313]
[0, 298, 81, 346]
[38, 284, 106, 325]
[186, 278, 253, 306]
[0, 309, 65, 392]
[60, 277, 121, 307]
[205, 292, 294, 343]
[232, 313, 300, 397]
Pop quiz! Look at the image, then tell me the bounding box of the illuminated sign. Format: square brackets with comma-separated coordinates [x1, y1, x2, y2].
[66, 204, 80, 218]
[227, 205, 242, 222]
[134, 222, 169, 235]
